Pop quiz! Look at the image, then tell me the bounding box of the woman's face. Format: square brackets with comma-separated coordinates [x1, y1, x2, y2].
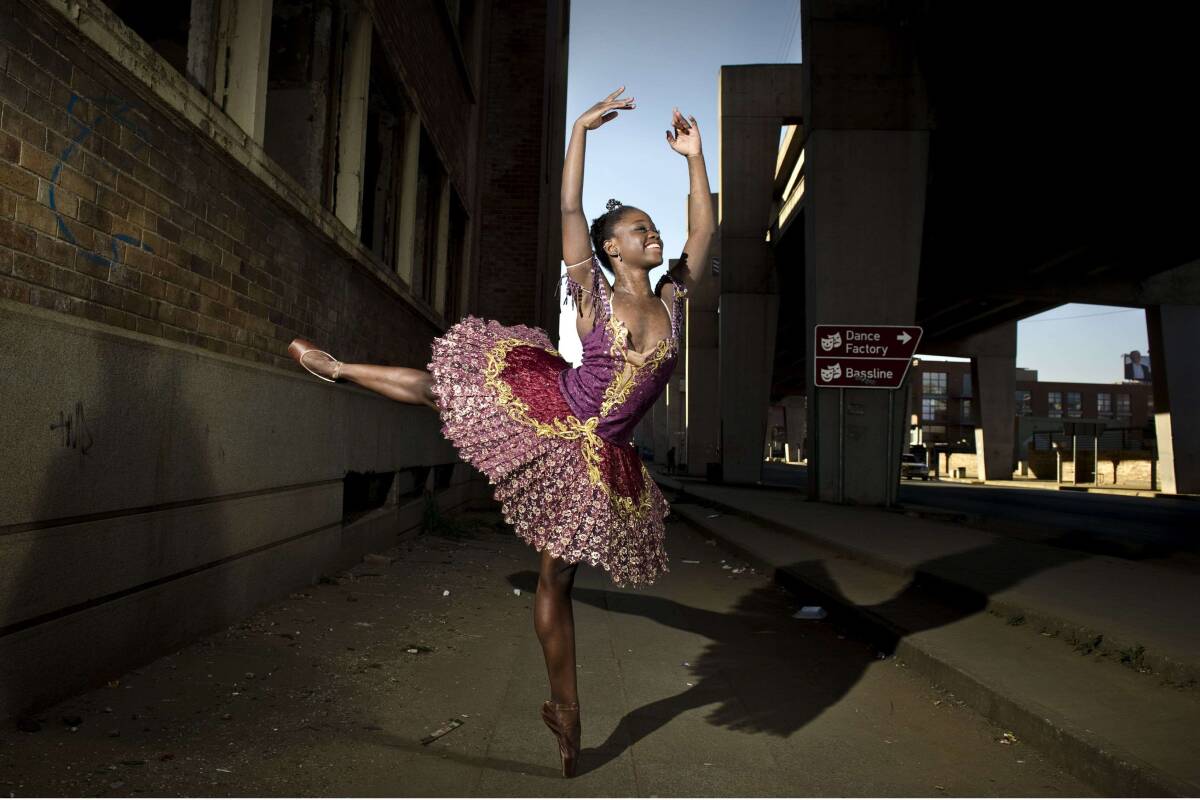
[607, 210, 664, 268]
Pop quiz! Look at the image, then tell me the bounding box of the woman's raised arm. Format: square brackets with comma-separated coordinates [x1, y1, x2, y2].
[665, 109, 715, 289]
[561, 87, 635, 285]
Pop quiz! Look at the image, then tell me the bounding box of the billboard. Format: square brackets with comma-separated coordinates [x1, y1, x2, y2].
[1123, 351, 1152, 382]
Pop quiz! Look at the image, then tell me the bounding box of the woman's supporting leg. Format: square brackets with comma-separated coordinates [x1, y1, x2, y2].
[338, 363, 439, 409]
[535, 549, 580, 705]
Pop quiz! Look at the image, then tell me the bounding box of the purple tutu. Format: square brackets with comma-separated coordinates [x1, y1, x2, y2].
[426, 259, 686, 586]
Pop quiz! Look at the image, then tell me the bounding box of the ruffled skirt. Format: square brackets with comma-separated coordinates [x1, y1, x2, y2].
[427, 317, 669, 586]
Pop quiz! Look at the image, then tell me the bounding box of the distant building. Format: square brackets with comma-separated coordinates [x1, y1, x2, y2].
[907, 360, 1154, 448]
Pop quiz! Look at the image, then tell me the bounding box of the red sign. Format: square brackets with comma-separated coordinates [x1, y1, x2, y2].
[813, 324, 923, 389]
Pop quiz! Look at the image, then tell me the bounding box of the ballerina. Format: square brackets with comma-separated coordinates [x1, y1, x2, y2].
[287, 86, 714, 777]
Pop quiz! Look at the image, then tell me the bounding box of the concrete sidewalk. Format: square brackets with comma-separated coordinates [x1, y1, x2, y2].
[654, 471, 1200, 796]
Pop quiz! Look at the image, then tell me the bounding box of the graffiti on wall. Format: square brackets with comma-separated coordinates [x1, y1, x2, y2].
[49, 401, 94, 455]
[50, 92, 155, 267]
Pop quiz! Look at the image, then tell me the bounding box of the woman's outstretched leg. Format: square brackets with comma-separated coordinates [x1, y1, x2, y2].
[288, 338, 438, 408]
[338, 363, 438, 408]
[535, 549, 580, 704]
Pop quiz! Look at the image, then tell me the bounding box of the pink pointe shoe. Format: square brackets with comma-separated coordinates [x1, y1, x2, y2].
[541, 700, 581, 778]
[288, 338, 342, 383]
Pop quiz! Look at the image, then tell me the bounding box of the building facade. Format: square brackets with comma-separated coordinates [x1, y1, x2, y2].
[0, 0, 567, 719]
[906, 359, 1156, 483]
[907, 360, 1154, 448]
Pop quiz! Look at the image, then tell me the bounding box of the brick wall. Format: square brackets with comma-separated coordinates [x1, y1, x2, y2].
[1, 1, 460, 374]
[474, 0, 562, 327]
[370, 0, 475, 201]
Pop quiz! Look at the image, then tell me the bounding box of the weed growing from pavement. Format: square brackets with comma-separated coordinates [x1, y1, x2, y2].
[1118, 644, 1147, 671]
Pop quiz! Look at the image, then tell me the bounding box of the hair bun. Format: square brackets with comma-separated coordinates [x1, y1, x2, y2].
[605, 198, 623, 212]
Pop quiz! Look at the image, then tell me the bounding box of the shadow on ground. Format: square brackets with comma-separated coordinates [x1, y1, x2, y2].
[507, 530, 1084, 776]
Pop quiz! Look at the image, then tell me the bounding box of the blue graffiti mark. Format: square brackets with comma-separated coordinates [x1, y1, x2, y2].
[50, 92, 155, 269]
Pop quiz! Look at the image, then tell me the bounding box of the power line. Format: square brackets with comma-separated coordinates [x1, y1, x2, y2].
[1021, 309, 1142, 323]
[780, 1, 801, 62]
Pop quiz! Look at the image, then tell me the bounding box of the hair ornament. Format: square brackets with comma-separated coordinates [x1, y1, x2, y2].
[605, 198, 623, 212]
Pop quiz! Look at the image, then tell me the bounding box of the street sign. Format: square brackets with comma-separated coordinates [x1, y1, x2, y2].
[813, 324, 923, 389]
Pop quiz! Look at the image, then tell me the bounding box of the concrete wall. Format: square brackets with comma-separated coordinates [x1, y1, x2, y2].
[0, 299, 477, 718]
[1026, 449, 1156, 487]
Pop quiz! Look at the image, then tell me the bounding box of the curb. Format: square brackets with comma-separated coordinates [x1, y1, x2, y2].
[667, 501, 1196, 797]
[660, 477, 1200, 688]
[937, 477, 1199, 501]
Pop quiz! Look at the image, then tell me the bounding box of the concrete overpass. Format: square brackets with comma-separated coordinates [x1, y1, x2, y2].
[680, 1, 1199, 503]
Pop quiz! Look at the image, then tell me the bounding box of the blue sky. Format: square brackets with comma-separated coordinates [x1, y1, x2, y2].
[559, 1, 1146, 383]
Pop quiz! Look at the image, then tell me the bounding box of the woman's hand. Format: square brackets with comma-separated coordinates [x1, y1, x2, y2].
[665, 108, 703, 157]
[575, 86, 635, 131]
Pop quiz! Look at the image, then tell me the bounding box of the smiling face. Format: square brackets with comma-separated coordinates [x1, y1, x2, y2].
[604, 209, 664, 269]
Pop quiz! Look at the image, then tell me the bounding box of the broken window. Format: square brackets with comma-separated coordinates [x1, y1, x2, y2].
[360, 33, 411, 266]
[442, 195, 469, 319]
[411, 132, 445, 305]
[263, 0, 338, 197]
[101, 0, 192, 77]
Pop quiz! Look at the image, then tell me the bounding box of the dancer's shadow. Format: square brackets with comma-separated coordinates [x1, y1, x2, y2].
[508, 533, 1084, 775]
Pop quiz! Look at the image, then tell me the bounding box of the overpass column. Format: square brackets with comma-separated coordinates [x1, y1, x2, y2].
[801, 0, 931, 505]
[1147, 305, 1200, 494]
[804, 131, 928, 503]
[970, 323, 1017, 480]
[717, 66, 802, 484]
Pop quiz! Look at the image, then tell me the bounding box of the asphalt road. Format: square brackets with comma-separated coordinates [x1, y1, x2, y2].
[760, 463, 1200, 573]
[0, 511, 1094, 796]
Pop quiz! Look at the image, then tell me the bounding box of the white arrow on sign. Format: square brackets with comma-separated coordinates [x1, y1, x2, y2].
[897, 331, 912, 345]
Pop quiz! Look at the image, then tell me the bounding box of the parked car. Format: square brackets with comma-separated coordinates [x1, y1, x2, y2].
[900, 453, 931, 480]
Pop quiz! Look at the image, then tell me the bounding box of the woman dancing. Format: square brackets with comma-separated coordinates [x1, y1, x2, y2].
[287, 87, 714, 777]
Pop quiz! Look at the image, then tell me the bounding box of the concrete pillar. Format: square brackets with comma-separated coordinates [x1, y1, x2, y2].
[1147, 305, 1200, 493]
[718, 65, 802, 485]
[651, 391, 670, 468]
[801, 0, 931, 505]
[804, 129, 928, 504]
[332, 9, 372, 235]
[215, 0, 274, 143]
[969, 323, 1017, 480]
[666, 377, 685, 470]
[684, 197, 720, 476]
[720, 293, 779, 481]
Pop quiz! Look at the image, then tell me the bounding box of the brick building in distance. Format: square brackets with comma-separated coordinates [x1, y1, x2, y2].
[907, 358, 1156, 482]
[0, 0, 567, 719]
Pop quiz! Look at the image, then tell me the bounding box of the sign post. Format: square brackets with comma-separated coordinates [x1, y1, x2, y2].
[815, 324, 923, 504]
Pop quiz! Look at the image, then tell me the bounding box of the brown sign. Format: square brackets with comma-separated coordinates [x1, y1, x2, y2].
[813, 325, 923, 389]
